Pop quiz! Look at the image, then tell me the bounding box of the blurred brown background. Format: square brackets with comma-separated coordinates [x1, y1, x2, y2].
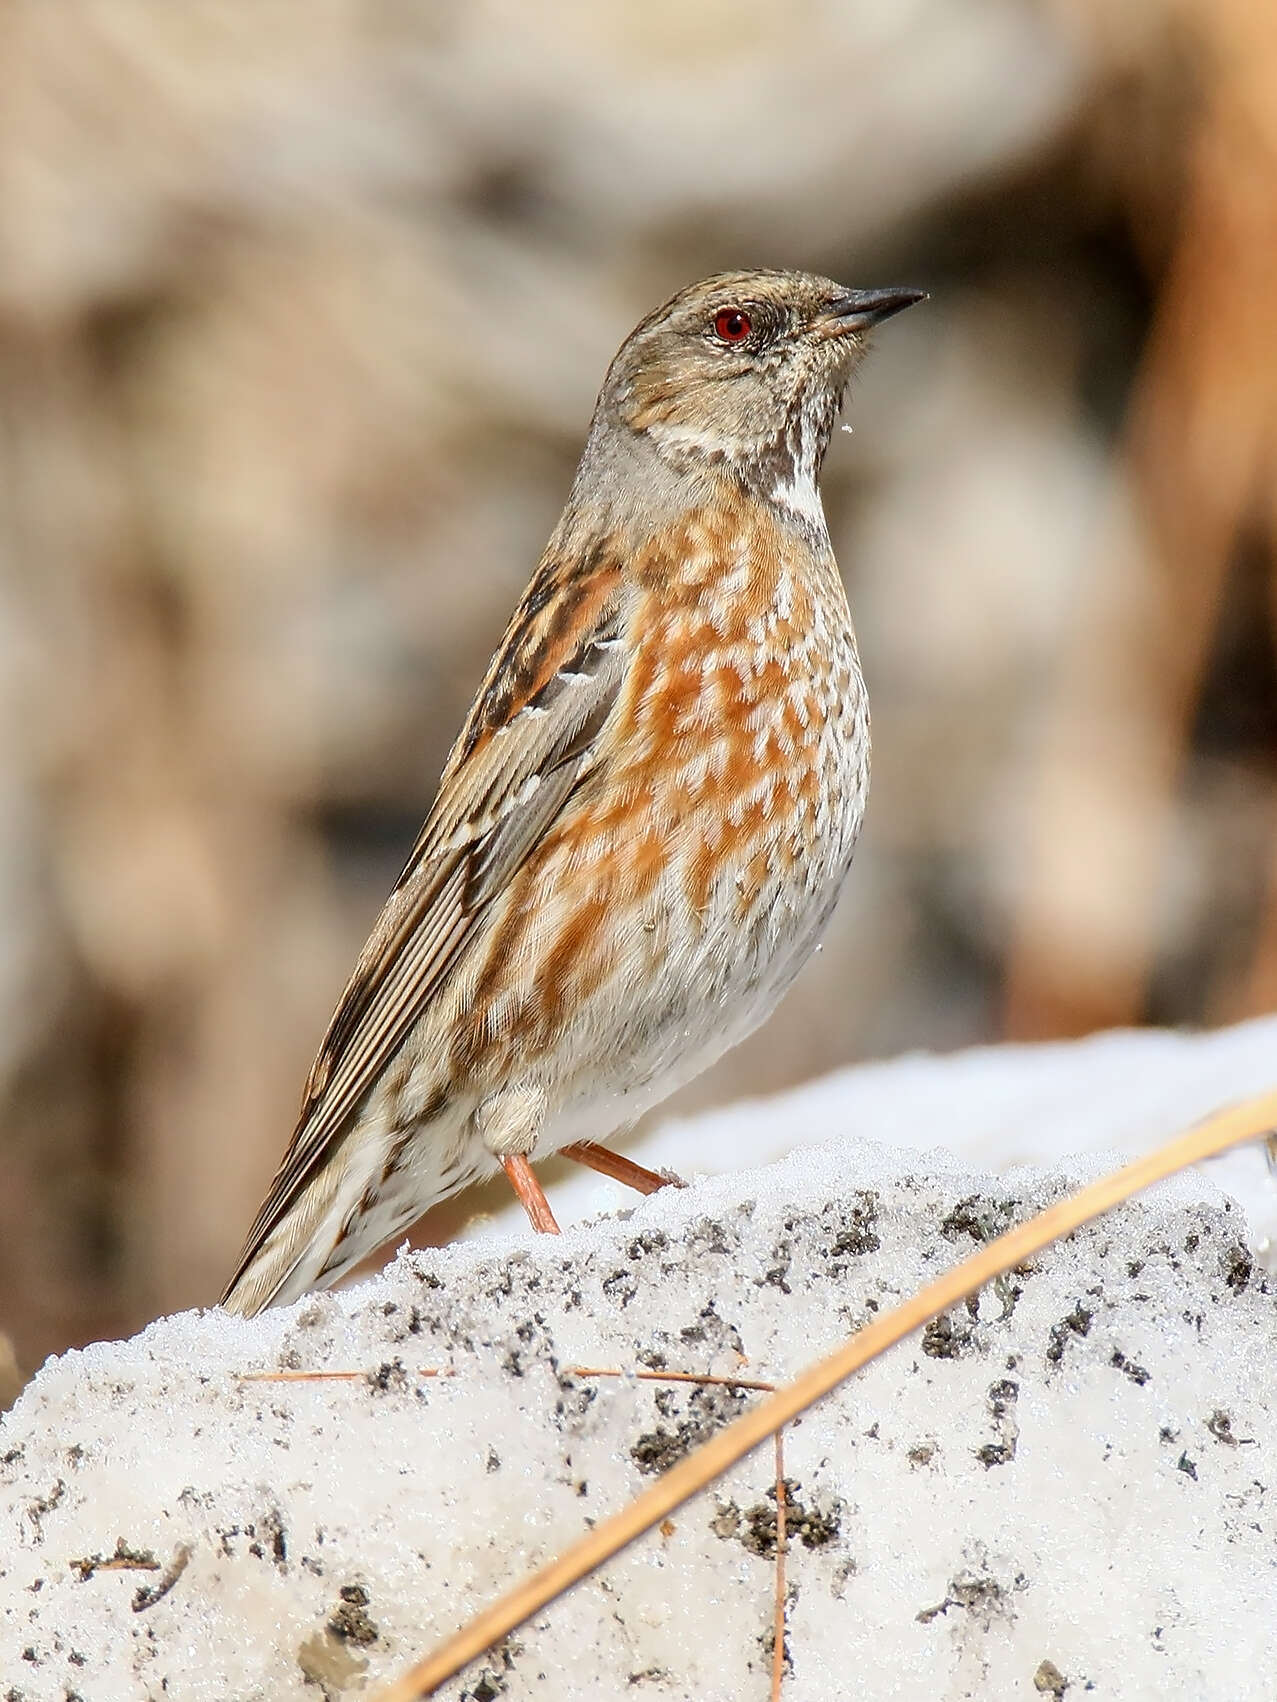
[2, 0, 1276, 1381]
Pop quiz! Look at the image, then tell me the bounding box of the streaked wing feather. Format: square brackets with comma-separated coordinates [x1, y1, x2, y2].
[221, 566, 627, 1299]
[306, 865, 471, 1148]
[464, 757, 583, 908]
[226, 861, 471, 1285]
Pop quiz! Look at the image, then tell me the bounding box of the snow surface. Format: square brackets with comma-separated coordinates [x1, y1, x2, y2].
[2, 1023, 1276, 1701]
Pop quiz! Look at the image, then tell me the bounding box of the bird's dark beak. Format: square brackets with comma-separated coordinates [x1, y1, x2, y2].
[817, 287, 928, 337]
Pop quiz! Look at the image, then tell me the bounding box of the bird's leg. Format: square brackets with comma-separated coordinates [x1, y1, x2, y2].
[559, 1140, 687, 1196]
[501, 1154, 561, 1235]
[477, 1084, 561, 1234]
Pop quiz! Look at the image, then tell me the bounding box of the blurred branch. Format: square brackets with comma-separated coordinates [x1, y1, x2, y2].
[1005, 6, 1277, 1035]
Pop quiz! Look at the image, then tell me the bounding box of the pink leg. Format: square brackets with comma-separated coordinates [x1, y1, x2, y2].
[560, 1140, 687, 1197]
[501, 1154, 562, 1234]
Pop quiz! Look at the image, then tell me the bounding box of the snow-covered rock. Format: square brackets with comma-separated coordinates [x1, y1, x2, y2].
[2, 1028, 1276, 1702]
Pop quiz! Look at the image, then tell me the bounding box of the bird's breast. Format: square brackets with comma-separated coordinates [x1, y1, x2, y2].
[608, 496, 870, 925]
[450, 497, 868, 1087]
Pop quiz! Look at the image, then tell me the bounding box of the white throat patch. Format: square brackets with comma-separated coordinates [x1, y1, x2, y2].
[768, 397, 831, 538]
[769, 462, 828, 534]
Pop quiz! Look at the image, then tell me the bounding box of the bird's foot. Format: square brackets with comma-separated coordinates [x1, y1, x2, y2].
[560, 1140, 687, 1196]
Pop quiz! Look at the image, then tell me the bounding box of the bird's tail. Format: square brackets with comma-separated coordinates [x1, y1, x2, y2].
[220, 1107, 479, 1317]
[220, 1163, 356, 1317]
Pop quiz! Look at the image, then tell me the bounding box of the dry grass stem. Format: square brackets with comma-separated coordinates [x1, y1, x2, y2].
[236, 1365, 769, 1389]
[371, 1089, 1277, 1701]
[567, 1367, 777, 1393]
[238, 1369, 371, 1383]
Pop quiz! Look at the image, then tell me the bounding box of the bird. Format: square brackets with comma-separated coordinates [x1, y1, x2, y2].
[221, 268, 925, 1316]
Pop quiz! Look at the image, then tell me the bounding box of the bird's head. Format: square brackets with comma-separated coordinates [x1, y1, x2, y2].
[595, 268, 925, 518]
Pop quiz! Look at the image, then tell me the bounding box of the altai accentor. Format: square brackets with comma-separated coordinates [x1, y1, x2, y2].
[221, 269, 925, 1315]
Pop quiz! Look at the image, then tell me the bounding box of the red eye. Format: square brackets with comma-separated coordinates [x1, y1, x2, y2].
[713, 307, 752, 343]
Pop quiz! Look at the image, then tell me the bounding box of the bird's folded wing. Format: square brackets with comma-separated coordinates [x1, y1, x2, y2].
[223, 562, 628, 1292]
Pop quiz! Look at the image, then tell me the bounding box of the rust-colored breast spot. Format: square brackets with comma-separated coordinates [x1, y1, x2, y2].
[796, 743, 823, 809]
[467, 860, 542, 1023]
[640, 659, 705, 745]
[753, 655, 790, 701]
[718, 733, 767, 803]
[534, 895, 611, 1035]
[786, 577, 815, 632]
[626, 831, 667, 901]
[780, 692, 811, 749]
[734, 844, 774, 920]
[684, 835, 718, 917]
